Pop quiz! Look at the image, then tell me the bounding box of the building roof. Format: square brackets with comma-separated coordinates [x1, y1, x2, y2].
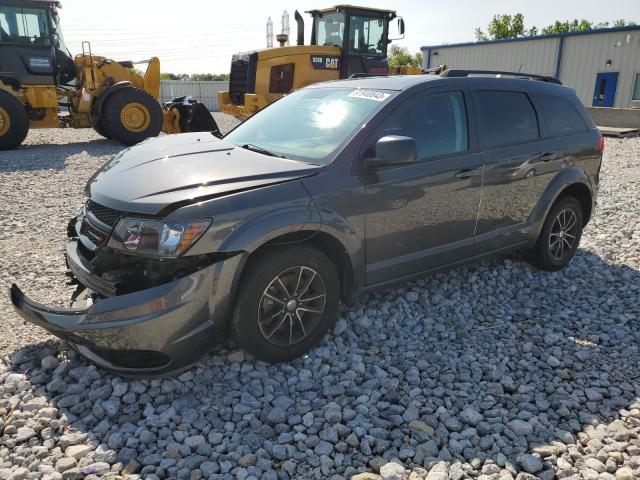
[421, 24, 640, 51]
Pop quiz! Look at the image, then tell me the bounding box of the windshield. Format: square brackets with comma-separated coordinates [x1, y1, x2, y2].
[225, 87, 396, 165]
[51, 7, 70, 55]
[0, 5, 51, 46]
[315, 12, 345, 47]
[349, 15, 386, 56]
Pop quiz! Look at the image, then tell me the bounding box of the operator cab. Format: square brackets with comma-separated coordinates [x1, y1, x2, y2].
[308, 5, 404, 78]
[0, 0, 75, 87]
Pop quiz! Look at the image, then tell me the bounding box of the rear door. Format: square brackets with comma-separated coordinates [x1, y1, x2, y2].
[362, 86, 483, 285]
[473, 88, 548, 252]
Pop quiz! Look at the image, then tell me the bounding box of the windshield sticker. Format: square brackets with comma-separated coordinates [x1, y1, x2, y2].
[348, 89, 390, 102]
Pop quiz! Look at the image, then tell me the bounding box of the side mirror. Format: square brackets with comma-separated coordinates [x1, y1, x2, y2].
[366, 135, 417, 168]
[389, 17, 405, 41]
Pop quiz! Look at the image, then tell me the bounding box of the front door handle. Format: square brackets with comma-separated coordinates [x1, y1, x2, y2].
[455, 168, 481, 179]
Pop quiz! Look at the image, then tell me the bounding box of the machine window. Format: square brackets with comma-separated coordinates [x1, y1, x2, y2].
[315, 12, 345, 48]
[534, 94, 587, 137]
[269, 64, 295, 94]
[477, 91, 539, 149]
[0, 6, 50, 45]
[372, 91, 469, 160]
[349, 15, 385, 55]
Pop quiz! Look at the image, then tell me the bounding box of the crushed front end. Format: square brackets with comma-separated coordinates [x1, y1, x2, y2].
[10, 199, 245, 377]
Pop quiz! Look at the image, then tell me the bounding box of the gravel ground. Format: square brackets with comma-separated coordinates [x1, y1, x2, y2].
[0, 126, 639, 480]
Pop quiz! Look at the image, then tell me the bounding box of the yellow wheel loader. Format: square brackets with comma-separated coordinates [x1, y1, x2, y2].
[163, 5, 411, 133]
[0, 0, 162, 150]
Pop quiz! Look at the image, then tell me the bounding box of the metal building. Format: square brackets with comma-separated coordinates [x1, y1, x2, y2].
[421, 26, 640, 109]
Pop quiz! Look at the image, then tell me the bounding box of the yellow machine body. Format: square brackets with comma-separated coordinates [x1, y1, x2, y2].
[0, 56, 160, 130]
[219, 45, 341, 119]
[0, 0, 164, 149]
[67, 55, 160, 129]
[215, 5, 414, 122]
[390, 65, 423, 75]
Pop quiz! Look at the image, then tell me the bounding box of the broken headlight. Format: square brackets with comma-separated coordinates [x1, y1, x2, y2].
[108, 218, 211, 258]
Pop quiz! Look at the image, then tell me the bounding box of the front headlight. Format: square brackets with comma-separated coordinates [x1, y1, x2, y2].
[108, 218, 211, 258]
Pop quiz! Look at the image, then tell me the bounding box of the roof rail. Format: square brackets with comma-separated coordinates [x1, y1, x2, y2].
[441, 69, 562, 84]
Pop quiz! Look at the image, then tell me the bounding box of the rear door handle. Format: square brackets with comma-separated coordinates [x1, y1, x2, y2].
[455, 168, 481, 179]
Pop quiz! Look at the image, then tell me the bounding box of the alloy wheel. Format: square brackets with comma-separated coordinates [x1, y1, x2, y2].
[258, 266, 327, 347]
[548, 208, 578, 261]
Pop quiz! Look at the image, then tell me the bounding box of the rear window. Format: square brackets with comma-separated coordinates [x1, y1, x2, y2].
[476, 91, 539, 149]
[534, 94, 587, 137]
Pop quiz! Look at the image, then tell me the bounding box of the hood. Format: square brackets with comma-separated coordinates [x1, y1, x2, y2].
[86, 133, 320, 215]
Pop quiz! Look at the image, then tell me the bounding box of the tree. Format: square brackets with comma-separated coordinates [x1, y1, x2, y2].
[541, 19, 593, 34]
[476, 15, 636, 41]
[475, 14, 538, 41]
[613, 19, 636, 27]
[388, 45, 422, 69]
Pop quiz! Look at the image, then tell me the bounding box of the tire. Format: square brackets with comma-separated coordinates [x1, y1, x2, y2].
[0, 90, 29, 150]
[100, 87, 162, 146]
[92, 117, 112, 139]
[529, 195, 583, 271]
[231, 246, 340, 363]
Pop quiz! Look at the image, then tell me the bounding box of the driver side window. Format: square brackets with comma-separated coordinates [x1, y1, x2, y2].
[370, 90, 469, 160]
[0, 6, 50, 45]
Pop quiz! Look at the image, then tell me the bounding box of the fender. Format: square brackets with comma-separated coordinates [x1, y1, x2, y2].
[172, 179, 322, 256]
[316, 213, 364, 295]
[92, 80, 132, 120]
[527, 165, 593, 239]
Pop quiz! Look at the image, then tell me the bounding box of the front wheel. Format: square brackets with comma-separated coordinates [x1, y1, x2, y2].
[529, 195, 583, 271]
[231, 246, 340, 363]
[0, 90, 29, 150]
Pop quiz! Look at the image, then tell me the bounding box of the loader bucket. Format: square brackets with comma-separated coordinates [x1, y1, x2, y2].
[161, 96, 222, 137]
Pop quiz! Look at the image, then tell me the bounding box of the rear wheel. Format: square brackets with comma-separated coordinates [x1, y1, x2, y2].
[231, 246, 340, 363]
[0, 90, 29, 150]
[101, 88, 162, 146]
[529, 195, 583, 271]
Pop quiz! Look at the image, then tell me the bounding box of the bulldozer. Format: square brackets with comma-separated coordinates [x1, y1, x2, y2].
[0, 0, 162, 150]
[163, 5, 410, 132]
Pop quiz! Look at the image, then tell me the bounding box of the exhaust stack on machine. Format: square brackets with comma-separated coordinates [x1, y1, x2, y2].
[295, 10, 304, 45]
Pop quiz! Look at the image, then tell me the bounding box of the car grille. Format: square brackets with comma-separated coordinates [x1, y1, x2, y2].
[85, 200, 121, 228]
[229, 58, 250, 105]
[80, 220, 109, 247]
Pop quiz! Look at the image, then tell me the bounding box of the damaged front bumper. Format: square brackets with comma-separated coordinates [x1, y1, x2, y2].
[10, 240, 246, 377]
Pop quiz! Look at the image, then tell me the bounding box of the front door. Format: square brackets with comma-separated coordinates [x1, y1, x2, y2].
[592, 72, 619, 107]
[362, 88, 483, 285]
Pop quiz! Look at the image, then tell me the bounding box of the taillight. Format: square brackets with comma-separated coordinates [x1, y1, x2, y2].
[598, 137, 605, 154]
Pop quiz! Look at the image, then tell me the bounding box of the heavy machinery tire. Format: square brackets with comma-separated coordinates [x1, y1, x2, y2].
[231, 246, 340, 363]
[529, 195, 583, 271]
[0, 90, 29, 150]
[100, 88, 162, 146]
[92, 118, 112, 139]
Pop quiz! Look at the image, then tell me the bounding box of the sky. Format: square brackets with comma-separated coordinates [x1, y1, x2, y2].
[58, 0, 639, 74]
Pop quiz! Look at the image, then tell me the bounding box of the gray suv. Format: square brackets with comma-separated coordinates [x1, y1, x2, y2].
[10, 71, 603, 376]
